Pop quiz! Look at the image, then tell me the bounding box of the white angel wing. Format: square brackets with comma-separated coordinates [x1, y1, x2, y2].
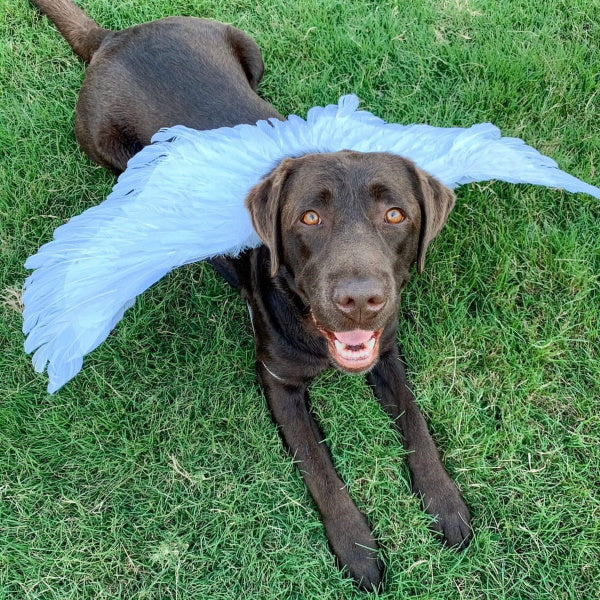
[23, 95, 600, 393]
[23, 123, 265, 392]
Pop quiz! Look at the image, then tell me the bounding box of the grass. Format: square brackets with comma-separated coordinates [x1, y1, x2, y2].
[1, 0, 599, 598]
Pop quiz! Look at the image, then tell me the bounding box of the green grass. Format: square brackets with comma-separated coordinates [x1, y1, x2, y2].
[1, 0, 599, 598]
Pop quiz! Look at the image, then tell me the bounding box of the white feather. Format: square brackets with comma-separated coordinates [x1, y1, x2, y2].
[23, 95, 600, 393]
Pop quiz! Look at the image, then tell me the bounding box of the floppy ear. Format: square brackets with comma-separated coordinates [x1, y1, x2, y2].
[245, 158, 295, 276]
[415, 169, 456, 273]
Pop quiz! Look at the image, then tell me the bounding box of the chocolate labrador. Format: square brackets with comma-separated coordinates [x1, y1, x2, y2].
[31, 0, 472, 590]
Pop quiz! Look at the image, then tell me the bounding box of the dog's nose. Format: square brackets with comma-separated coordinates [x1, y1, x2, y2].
[333, 279, 387, 320]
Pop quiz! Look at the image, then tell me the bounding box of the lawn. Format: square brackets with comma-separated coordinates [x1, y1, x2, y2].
[1, 0, 599, 598]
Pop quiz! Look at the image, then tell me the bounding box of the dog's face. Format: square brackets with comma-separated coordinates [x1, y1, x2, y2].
[246, 151, 455, 373]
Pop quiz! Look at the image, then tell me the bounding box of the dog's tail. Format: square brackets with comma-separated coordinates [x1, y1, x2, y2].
[30, 0, 109, 63]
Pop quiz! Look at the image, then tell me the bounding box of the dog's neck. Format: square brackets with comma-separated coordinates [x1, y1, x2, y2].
[273, 265, 309, 315]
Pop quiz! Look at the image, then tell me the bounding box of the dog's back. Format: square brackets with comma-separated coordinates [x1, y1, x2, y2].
[31, 0, 281, 172]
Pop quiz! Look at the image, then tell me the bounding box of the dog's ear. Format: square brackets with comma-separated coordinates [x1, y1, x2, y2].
[245, 158, 295, 276]
[414, 169, 456, 273]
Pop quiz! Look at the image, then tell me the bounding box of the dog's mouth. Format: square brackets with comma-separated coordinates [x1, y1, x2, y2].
[313, 319, 382, 372]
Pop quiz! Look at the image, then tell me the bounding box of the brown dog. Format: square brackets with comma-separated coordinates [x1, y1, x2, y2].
[31, 0, 471, 590]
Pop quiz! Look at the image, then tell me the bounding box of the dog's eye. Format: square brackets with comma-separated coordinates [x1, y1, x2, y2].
[301, 210, 322, 226]
[385, 208, 406, 224]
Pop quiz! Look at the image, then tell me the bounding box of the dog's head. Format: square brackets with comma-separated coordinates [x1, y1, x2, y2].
[246, 151, 455, 373]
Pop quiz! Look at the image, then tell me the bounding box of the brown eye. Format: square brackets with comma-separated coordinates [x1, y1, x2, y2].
[301, 210, 321, 226]
[385, 208, 406, 224]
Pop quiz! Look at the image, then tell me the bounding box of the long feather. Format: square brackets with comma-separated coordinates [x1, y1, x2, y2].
[23, 95, 600, 393]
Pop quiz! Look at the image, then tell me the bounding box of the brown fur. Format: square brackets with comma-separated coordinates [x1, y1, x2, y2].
[30, 1, 471, 590]
[31, 0, 281, 172]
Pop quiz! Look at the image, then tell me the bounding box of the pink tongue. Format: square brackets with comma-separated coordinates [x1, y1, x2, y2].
[333, 330, 374, 346]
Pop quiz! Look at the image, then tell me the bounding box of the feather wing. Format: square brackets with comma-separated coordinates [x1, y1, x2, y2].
[23, 125, 265, 393]
[23, 95, 599, 393]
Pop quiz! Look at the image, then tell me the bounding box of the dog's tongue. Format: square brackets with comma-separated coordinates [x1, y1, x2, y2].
[333, 330, 374, 346]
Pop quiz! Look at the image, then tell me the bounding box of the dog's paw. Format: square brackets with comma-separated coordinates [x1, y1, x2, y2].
[417, 480, 472, 549]
[324, 510, 384, 592]
[430, 496, 472, 549]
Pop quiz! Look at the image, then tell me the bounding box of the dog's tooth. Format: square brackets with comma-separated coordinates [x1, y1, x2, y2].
[334, 340, 345, 353]
[366, 338, 375, 350]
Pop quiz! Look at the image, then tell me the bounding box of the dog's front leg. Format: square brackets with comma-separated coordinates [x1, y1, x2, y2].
[366, 346, 472, 548]
[257, 362, 383, 590]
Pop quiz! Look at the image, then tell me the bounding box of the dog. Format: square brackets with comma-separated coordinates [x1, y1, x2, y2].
[30, 0, 472, 590]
